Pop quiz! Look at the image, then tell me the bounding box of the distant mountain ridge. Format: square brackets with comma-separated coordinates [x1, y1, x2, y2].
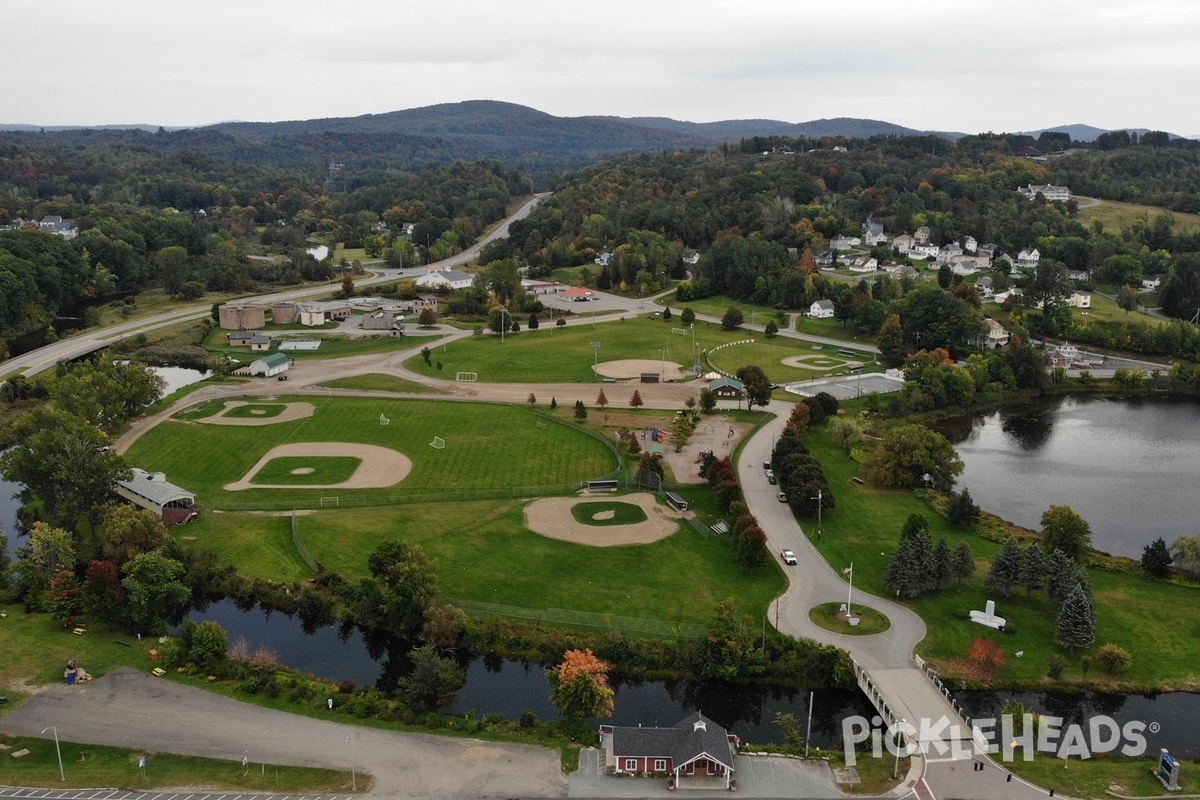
[1017, 123, 1190, 142]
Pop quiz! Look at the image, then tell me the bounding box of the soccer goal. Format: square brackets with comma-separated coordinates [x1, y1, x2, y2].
[379, 414, 390, 425]
[455, 372, 478, 382]
[429, 436, 446, 449]
[320, 496, 339, 508]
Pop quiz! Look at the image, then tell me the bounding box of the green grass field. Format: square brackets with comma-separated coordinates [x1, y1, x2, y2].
[809, 602, 891, 635]
[707, 340, 875, 384]
[570, 500, 649, 526]
[1078, 199, 1200, 236]
[251, 456, 361, 486]
[800, 426, 1200, 689]
[126, 397, 617, 509]
[662, 293, 880, 345]
[401, 315, 749, 382]
[224, 403, 288, 418]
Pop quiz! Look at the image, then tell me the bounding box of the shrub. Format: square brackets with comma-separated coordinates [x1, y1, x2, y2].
[1096, 643, 1131, 674]
[338, 679, 356, 694]
[519, 710, 539, 728]
[1047, 655, 1067, 679]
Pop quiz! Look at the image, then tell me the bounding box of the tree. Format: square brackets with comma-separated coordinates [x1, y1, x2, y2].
[418, 308, 437, 327]
[527, 392, 537, 406]
[13, 522, 76, 605]
[1040, 505, 1092, 562]
[931, 537, 951, 590]
[877, 314, 907, 368]
[122, 550, 191, 634]
[1171, 535, 1200, 578]
[1020, 543, 1048, 598]
[1, 407, 132, 525]
[1045, 549, 1081, 606]
[399, 646, 466, 711]
[951, 540, 976, 588]
[556, 317, 566, 328]
[735, 365, 772, 408]
[1095, 643, 1130, 674]
[865, 423, 963, 491]
[48, 360, 165, 433]
[785, 402, 810, 437]
[99, 505, 167, 567]
[420, 346, 432, 366]
[721, 306, 745, 331]
[421, 604, 468, 649]
[527, 312, 539, 330]
[937, 263, 953, 288]
[947, 487, 980, 526]
[547, 649, 614, 722]
[662, 305, 672, 321]
[1116, 284, 1140, 314]
[358, 541, 438, 638]
[1055, 582, 1096, 653]
[764, 320, 778, 337]
[186, 620, 230, 671]
[596, 389, 609, 409]
[680, 307, 695, 326]
[628, 390, 644, 409]
[984, 536, 1023, 598]
[885, 515, 934, 599]
[574, 399, 588, 420]
[699, 387, 717, 413]
[1141, 536, 1173, 578]
[735, 524, 769, 568]
[45, 570, 83, 622]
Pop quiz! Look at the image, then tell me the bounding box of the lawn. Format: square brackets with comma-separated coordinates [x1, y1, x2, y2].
[285, 500, 783, 625]
[1006, 753, 1180, 799]
[319, 373, 446, 394]
[0, 733, 354, 792]
[662, 292, 879, 345]
[809, 602, 891, 636]
[251, 456, 362, 485]
[570, 500, 648, 525]
[174, 513, 312, 582]
[125, 397, 618, 509]
[1069, 291, 1167, 326]
[707, 340, 878, 385]
[400, 315, 748, 383]
[799, 426, 1200, 689]
[204, 328, 415, 362]
[1078, 199, 1200, 237]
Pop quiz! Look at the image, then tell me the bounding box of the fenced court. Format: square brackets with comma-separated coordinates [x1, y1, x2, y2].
[786, 372, 904, 401]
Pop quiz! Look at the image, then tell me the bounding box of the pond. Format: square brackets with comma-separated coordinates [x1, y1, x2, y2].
[946, 395, 1200, 558]
[148, 364, 212, 395]
[187, 599, 874, 747]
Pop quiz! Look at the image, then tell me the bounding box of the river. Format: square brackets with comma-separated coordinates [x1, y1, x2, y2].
[948, 395, 1200, 559]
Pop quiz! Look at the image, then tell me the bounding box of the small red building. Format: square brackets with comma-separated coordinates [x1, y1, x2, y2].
[600, 711, 737, 789]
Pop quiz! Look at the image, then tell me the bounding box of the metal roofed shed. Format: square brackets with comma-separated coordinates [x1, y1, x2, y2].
[115, 468, 197, 525]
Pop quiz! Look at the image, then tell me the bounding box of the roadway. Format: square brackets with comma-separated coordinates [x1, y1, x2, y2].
[0, 194, 549, 381]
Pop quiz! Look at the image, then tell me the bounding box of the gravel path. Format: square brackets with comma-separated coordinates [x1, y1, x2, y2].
[0, 668, 567, 799]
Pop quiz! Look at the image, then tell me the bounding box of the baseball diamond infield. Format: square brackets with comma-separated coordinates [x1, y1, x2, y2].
[225, 442, 412, 490]
[524, 492, 689, 546]
[593, 358, 687, 380]
[197, 400, 317, 425]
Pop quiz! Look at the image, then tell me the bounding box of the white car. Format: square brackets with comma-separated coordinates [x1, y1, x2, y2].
[781, 549, 797, 565]
[777, 492, 788, 503]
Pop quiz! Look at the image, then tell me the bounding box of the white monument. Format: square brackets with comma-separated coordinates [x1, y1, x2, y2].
[968, 599, 1007, 630]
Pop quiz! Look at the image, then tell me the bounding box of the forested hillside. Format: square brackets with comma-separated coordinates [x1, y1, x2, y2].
[0, 133, 529, 354]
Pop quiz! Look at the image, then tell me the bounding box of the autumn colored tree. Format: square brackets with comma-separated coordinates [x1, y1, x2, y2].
[785, 402, 810, 437]
[547, 649, 615, 722]
[967, 637, 1007, 674]
[628, 390, 644, 408]
[596, 389, 609, 408]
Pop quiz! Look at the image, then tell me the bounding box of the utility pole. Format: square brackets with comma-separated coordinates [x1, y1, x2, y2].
[811, 488, 823, 538]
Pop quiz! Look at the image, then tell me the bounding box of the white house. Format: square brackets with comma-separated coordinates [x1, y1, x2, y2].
[809, 299, 835, 319]
[849, 257, 878, 273]
[830, 234, 861, 251]
[910, 242, 939, 260]
[963, 235, 978, 253]
[950, 258, 980, 276]
[594, 251, 613, 266]
[892, 234, 915, 253]
[982, 319, 1010, 349]
[1068, 291, 1092, 309]
[681, 249, 700, 265]
[863, 218, 887, 246]
[1142, 276, 1162, 291]
[416, 268, 475, 290]
[1017, 248, 1041, 268]
[975, 276, 994, 298]
[1018, 183, 1071, 202]
[914, 226, 932, 244]
[936, 243, 964, 264]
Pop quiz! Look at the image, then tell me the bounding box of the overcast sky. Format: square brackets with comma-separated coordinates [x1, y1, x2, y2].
[6, 0, 1199, 136]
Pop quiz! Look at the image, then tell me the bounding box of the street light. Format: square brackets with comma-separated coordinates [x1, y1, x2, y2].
[658, 347, 668, 382]
[498, 307, 508, 343]
[591, 341, 601, 380]
[41, 726, 64, 782]
[346, 734, 357, 791]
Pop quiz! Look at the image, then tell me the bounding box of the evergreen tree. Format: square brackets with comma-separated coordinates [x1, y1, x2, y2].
[1141, 537, 1173, 578]
[1055, 582, 1096, 653]
[885, 515, 933, 599]
[984, 536, 1023, 598]
[931, 537, 951, 592]
[1045, 548, 1077, 605]
[574, 400, 587, 420]
[1020, 543, 1048, 598]
[951, 540, 976, 588]
[947, 487, 981, 526]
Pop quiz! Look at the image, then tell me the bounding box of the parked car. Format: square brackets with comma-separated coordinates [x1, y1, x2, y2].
[763, 461, 771, 470]
[777, 492, 788, 503]
[780, 549, 797, 565]
[765, 469, 775, 481]
[767, 474, 777, 485]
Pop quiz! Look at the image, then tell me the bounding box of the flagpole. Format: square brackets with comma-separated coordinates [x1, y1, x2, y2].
[847, 563, 853, 617]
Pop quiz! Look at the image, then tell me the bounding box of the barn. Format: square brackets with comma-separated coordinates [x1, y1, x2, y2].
[115, 469, 197, 526]
[600, 712, 736, 790]
[250, 352, 290, 377]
